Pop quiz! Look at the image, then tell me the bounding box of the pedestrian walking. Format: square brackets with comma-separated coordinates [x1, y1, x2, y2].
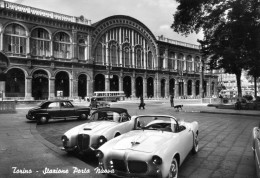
[170, 95, 174, 107]
[139, 96, 145, 109]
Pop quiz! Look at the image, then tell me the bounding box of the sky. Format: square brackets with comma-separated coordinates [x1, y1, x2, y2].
[6, 0, 203, 45]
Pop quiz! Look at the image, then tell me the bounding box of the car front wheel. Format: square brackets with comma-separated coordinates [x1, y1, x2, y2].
[168, 158, 178, 178]
[192, 133, 199, 154]
[79, 113, 88, 120]
[37, 116, 49, 124]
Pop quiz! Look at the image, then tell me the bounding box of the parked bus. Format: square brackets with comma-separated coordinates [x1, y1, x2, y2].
[88, 91, 126, 102]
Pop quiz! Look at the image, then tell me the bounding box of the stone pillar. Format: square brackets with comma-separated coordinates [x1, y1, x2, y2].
[184, 79, 187, 96]
[72, 30, 77, 59]
[119, 46, 122, 67]
[119, 76, 123, 91]
[131, 76, 136, 98]
[166, 79, 169, 97]
[49, 77, 55, 99]
[154, 79, 158, 98]
[214, 80, 218, 96]
[87, 79, 93, 97]
[0, 81, 5, 99]
[105, 77, 110, 92]
[175, 81, 179, 98]
[143, 77, 147, 98]
[192, 80, 196, 98]
[207, 80, 211, 97]
[165, 48, 168, 69]
[72, 79, 78, 98]
[25, 76, 33, 99]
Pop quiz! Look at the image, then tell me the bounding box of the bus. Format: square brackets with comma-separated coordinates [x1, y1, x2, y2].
[90, 91, 126, 102]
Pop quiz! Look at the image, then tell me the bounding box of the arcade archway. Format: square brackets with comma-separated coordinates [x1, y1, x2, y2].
[187, 80, 192, 96]
[169, 78, 175, 96]
[32, 70, 49, 100]
[161, 79, 166, 98]
[147, 77, 154, 98]
[123, 76, 131, 97]
[135, 77, 143, 98]
[55, 71, 69, 97]
[110, 75, 119, 91]
[94, 74, 105, 91]
[196, 80, 200, 96]
[78, 74, 87, 99]
[5, 68, 25, 97]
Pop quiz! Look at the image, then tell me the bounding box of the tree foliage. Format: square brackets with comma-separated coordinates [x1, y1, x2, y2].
[172, 0, 260, 97]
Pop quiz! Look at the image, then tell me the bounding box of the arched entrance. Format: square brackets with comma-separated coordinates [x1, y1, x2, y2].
[147, 77, 154, 98]
[5, 68, 25, 97]
[211, 82, 215, 96]
[187, 80, 192, 96]
[32, 70, 49, 100]
[78, 74, 87, 99]
[110, 75, 119, 91]
[135, 77, 143, 98]
[123, 76, 131, 97]
[196, 80, 200, 96]
[169, 78, 175, 96]
[161, 79, 166, 98]
[55, 71, 69, 97]
[94, 74, 105, 91]
[179, 79, 184, 96]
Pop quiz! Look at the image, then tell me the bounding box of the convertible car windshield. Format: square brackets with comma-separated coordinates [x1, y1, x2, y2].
[90, 110, 130, 123]
[135, 116, 177, 132]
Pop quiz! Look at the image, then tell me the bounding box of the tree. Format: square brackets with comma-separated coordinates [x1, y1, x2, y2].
[171, 0, 259, 98]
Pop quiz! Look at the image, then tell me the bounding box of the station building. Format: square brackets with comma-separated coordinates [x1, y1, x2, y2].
[0, 1, 218, 100]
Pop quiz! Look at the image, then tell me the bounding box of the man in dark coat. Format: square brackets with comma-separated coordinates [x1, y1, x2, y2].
[170, 95, 174, 107]
[139, 96, 145, 109]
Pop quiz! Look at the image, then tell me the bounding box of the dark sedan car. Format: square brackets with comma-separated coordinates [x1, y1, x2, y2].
[26, 100, 90, 124]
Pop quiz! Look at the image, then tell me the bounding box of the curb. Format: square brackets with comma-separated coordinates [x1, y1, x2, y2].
[199, 110, 260, 117]
[29, 122, 88, 168]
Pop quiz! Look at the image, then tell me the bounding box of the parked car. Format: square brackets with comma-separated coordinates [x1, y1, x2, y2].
[96, 115, 199, 178]
[26, 100, 90, 124]
[252, 123, 260, 178]
[61, 107, 133, 154]
[89, 97, 110, 110]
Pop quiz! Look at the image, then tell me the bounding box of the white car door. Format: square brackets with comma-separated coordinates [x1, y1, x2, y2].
[177, 125, 193, 162]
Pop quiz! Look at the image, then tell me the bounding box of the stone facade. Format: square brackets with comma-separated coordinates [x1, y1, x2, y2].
[0, 1, 217, 100]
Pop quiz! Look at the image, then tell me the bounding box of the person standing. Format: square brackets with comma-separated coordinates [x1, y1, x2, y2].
[139, 96, 145, 109]
[170, 95, 174, 107]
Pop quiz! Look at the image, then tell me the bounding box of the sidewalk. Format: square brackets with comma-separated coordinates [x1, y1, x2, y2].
[0, 109, 104, 178]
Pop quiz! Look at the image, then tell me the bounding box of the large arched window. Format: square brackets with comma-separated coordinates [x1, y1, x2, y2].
[148, 51, 153, 69]
[78, 38, 87, 60]
[135, 46, 142, 68]
[108, 41, 119, 66]
[177, 53, 184, 71]
[168, 52, 175, 70]
[30, 28, 50, 57]
[3, 23, 27, 56]
[53, 32, 71, 59]
[95, 43, 103, 64]
[195, 56, 201, 72]
[186, 55, 193, 72]
[122, 43, 131, 67]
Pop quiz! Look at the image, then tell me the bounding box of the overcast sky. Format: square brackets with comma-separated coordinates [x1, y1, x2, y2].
[7, 0, 203, 45]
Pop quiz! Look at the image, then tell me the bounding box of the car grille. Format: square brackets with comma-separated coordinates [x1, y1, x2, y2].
[77, 134, 90, 151]
[112, 159, 127, 172]
[112, 159, 147, 174]
[128, 161, 147, 174]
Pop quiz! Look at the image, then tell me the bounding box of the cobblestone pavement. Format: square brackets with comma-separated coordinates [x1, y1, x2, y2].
[35, 101, 259, 178]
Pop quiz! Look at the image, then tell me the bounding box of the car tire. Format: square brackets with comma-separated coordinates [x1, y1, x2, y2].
[192, 132, 199, 154]
[37, 116, 49, 124]
[79, 113, 88, 120]
[168, 157, 178, 178]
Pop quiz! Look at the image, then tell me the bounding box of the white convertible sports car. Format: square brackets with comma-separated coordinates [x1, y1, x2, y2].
[252, 123, 260, 178]
[61, 107, 134, 154]
[96, 115, 199, 178]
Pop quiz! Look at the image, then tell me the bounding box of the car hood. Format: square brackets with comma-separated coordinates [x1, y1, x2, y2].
[79, 121, 118, 134]
[112, 130, 175, 153]
[29, 106, 42, 112]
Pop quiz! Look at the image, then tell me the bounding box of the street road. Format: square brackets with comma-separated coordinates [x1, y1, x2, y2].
[35, 101, 258, 178]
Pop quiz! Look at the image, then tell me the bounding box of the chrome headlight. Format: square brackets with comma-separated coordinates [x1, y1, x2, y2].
[98, 136, 107, 146]
[152, 155, 162, 165]
[96, 150, 104, 159]
[61, 135, 69, 145]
